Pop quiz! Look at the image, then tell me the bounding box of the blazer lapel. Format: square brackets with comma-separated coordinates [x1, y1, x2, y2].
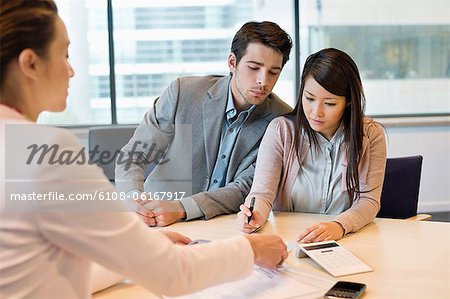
[202, 77, 229, 176]
[227, 99, 272, 177]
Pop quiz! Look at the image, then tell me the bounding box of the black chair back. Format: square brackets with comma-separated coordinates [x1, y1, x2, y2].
[377, 155, 423, 219]
[88, 126, 136, 181]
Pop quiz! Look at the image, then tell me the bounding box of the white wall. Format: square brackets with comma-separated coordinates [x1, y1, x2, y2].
[381, 121, 450, 212]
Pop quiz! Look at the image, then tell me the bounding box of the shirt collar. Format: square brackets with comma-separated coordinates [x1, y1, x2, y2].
[316, 121, 345, 146]
[226, 85, 237, 119]
[226, 84, 256, 122]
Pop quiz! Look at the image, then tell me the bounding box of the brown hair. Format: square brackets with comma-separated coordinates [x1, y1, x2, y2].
[231, 21, 292, 68]
[289, 48, 366, 201]
[0, 0, 58, 89]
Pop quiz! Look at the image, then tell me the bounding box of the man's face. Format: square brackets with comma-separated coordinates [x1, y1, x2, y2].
[228, 42, 283, 111]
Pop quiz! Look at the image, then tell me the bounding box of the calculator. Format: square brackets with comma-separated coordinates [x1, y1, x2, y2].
[296, 240, 372, 277]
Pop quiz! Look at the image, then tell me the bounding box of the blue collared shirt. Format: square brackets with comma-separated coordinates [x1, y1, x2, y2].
[207, 86, 255, 190]
[180, 83, 255, 220]
[290, 122, 351, 214]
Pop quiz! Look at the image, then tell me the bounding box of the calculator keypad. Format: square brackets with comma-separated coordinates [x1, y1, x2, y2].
[299, 241, 372, 277]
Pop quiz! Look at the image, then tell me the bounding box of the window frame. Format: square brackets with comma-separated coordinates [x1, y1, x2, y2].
[64, 0, 450, 127]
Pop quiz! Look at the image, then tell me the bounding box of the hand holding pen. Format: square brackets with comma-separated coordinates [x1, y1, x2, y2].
[247, 196, 255, 224]
[237, 196, 263, 234]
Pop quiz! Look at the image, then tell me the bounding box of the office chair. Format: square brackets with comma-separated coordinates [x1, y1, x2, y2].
[88, 126, 137, 181]
[377, 155, 431, 220]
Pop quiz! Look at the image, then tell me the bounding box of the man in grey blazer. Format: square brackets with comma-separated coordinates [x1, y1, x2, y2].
[115, 21, 292, 226]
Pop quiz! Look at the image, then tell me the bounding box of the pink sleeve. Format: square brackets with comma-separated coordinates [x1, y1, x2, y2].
[245, 118, 286, 222]
[35, 130, 255, 296]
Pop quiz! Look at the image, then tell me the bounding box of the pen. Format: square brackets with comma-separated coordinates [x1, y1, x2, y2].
[247, 197, 255, 224]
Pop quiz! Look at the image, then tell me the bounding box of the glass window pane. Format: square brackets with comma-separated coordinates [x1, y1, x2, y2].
[38, 0, 112, 125]
[112, 0, 296, 124]
[299, 0, 450, 116]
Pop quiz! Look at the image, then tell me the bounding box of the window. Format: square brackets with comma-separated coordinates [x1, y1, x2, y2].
[308, 25, 450, 115]
[299, 0, 450, 116]
[39, 0, 111, 125]
[111, 0, 295, 124]
[40, 0, 447, 125]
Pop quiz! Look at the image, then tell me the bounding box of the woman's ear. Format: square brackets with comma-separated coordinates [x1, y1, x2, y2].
[17, 49, 41, 81]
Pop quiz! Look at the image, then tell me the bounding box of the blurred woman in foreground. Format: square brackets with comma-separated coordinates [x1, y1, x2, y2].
[0, 1, 287, 298]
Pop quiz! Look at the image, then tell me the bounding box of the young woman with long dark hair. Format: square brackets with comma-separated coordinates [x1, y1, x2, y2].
[237, 48, 386, 242]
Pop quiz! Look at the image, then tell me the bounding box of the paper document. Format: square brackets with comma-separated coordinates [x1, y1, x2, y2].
[90, 263, 124, 293]
[166, 266, 330, 299]
[286, 240, 297, 253]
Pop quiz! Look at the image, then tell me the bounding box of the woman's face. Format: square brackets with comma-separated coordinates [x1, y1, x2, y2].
[38, 16, 74, 113]
[302, 76, 347, 140]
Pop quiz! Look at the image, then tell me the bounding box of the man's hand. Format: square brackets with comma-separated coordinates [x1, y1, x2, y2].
[125, 194, 156, 226]
[142, 200, 187, 227]
[297, 221, 345, 243]
[244, 234, 288, 270]
[236, 204, 263, 233]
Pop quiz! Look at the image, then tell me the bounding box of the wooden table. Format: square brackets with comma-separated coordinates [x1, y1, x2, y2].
[94, 212, 450, 298]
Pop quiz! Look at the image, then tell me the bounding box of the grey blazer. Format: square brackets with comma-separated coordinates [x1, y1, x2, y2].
[115, 75, 292, 219]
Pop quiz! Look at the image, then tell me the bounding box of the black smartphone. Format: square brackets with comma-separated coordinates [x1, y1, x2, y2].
[324, 281, 366, 298]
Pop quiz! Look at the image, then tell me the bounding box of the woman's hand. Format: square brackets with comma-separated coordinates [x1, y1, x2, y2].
[244, 234, 288, 270]
[297, 221, 345, 243]
[160, 231, 192, 245]
[236, 204, 264, 234]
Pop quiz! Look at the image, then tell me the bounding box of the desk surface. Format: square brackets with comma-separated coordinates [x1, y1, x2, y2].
[94, 213, 450, 299]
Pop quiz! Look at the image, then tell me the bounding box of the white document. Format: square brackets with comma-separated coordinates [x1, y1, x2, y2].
[90, 263, 125, 293]
[165, 266, 328, 299]
[286, 240, 297, 253]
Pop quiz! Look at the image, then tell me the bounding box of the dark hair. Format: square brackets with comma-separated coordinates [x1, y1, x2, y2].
[289, 48, 366, 201]
[231, 21, 292, 68]
[0, 0, 58, 89]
